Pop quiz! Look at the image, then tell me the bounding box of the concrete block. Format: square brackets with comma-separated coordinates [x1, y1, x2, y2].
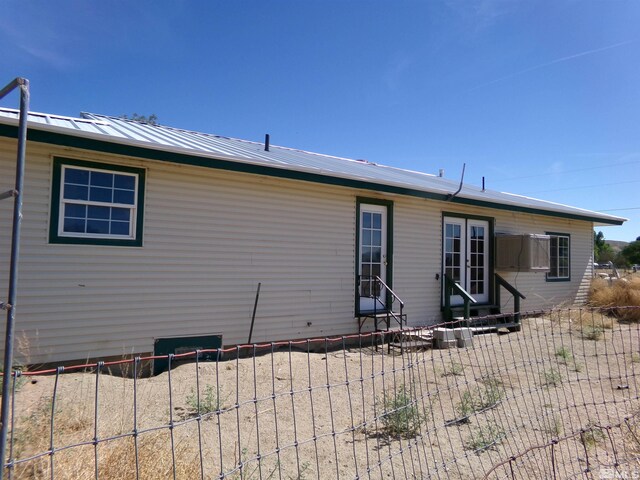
[453, 328, 472, 340]
[434, 339, 457, 349]
[433, 328, 455, 341]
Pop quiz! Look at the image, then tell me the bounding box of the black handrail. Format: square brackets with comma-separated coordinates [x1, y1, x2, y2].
[494, 273, 526, 323]
[443, 273, 477, 322]
[358, 275, 405, 331]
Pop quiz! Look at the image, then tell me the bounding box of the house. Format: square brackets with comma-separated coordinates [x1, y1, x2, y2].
[0, 108, 626, 365]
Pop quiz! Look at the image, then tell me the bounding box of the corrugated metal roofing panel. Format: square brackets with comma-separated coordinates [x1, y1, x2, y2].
[0, 107, 626, 225]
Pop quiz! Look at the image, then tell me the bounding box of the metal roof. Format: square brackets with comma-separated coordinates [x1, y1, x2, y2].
[0, 107, 626, 225]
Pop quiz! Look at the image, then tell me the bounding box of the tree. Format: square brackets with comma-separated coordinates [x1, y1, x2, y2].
[620, 240, 640, 266]
[594, 231, 614, 262]
[120, 113, 158, 125]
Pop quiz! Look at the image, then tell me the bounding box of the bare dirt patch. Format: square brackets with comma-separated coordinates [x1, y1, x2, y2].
[6, 309, 640, 479]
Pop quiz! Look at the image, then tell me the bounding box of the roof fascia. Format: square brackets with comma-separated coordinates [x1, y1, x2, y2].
[0, 123, 625, 226]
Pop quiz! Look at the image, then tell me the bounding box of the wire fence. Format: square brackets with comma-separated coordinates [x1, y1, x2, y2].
[3, 306, 640, 479]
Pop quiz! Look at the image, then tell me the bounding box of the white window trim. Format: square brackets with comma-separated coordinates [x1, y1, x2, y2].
[58, 164, 139, 241]
[547, 234, 570, 280]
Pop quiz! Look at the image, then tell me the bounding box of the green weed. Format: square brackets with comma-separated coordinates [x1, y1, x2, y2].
[465, 422, 506, 452]
[186, 384, 223, 415]
[442, 361, 464, 377]
[378, 384, 424, 438]
[542, 369, 563, 387]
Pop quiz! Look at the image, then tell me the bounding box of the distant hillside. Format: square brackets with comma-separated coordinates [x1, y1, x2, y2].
[607, 240, 629, 253]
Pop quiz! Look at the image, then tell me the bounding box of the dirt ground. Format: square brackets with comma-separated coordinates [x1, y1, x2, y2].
[6, 309, 640, 479]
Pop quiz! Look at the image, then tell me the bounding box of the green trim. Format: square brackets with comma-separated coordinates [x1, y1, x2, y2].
[49, 157, 146, 247]
[355, 197, 394, 316]
[545, 232, 571, 282]
[441, 214, 495, 308]
[0, 123, 624, 226]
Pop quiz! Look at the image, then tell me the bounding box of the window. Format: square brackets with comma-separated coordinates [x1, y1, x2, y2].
[547, 233, 570, 281]
[50, 158, 145, 246]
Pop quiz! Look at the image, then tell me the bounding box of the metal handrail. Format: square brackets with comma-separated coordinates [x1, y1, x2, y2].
[443, 273, 477, 322]
[494, 273, 526, 323]
[358, 275, 406, 331]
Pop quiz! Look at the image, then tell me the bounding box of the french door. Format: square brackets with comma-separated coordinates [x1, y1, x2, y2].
[443, 217, 490, 305]
[358, 204, 388, 312]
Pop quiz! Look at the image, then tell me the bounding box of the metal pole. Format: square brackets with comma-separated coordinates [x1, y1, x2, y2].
[0, 77, 30, 478]
[247, 282, 261, 344]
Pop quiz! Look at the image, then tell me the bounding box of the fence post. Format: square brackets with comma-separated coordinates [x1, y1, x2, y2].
[0, 78, 29, 480]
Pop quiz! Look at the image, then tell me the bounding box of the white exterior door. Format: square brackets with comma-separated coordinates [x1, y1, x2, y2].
[443, 217, 490, 306]
[359, 204, 388, 312]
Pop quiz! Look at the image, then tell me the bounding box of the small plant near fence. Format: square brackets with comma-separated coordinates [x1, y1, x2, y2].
[555, 346, 582, 372]
[185, 384, 224, 416]
[378, 384, 425, 438]
[580, 423, 606, 449]
[555, 346, 572, 363]
[465, 422, 506, 452]
[454, 376, 505, 422]
[583, 326, 604, 341]
[542, 369, 563, 387]
[441, 361, 464, 377]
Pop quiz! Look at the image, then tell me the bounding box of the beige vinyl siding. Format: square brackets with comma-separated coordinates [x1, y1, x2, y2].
[1, 142, 361, 364]
[0, 139, 598, 365]
[437, 204, 594, 313]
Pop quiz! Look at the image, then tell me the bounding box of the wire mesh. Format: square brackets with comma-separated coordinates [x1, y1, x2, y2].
[3, 306, 640, 479]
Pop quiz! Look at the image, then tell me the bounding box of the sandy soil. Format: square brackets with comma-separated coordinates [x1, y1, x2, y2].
[6, 310, 640, 479]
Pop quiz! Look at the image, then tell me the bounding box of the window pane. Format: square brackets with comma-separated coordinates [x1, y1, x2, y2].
[65, 168, 89, 185]
[87, 219, 109, 234]
[65, 204, 86, 218]
[372, 230, 381, 246]
[64, 185, 88, 201]
[114, 174, 135, 190]
[362, 213, 371, 228]
[362, 230, 371, 246]
[110, 221, 130, 235]
[90, 171, 113, 187]
[361, 247, 371, 263]
[64, 218, 85, 233]
[372, 247, 381, 263]
[88, 206, 110, 219]
[111, 207, 130, 221]
[114, 189, 135, 205]
[89, 187, 113, 203]
[372, 213, 381, 229]
[371, 264, 381, 277]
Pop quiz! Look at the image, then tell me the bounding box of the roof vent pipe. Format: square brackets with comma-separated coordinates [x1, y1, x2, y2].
[264, 134, 270, 152]
[446, 163, 466, 202]
[438, 169, 444, 178]
[482, 176, 485, 192]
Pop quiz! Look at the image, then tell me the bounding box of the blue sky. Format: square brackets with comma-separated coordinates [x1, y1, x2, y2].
[1, 1, 639, 241]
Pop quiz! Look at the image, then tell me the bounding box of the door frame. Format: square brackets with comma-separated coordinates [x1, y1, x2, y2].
[355, 197, 394, 315]
[441, 212, 495, 307]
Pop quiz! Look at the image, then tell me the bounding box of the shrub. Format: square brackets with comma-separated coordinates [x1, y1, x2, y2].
[589, 277, 640, 322]
[186, 384, 223, 415]
[555, 346, 572, 363]
[442, 361, 464, 377]
[454, 377, 505, 422]
[464, 422, 505, 452]
[378, 384, 424, 438]
[580, 424, 605, 449]
[583, 326, 604, 341]
[542, 369, 563, 387]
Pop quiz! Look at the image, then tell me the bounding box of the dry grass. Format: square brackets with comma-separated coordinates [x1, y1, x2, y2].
[589, 277, 640, 322]
[10, 400, 202, 480]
